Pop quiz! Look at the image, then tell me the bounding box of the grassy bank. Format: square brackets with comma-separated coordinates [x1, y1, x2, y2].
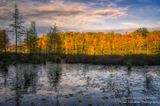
[0, 53, 159, 66]
[65, 54, 160, 66]
[0, 53, 61, 66]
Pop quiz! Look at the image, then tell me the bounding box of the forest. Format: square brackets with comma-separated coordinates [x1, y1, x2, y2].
[1, 29, 160, 55]
[31, 30, 160, 55]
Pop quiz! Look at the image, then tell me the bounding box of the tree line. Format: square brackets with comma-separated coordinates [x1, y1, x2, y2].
[34, 30, 160, 55]
[1, 29, 160, 55]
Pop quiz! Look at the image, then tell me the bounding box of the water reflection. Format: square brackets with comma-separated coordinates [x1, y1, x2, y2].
[0, 64, 159, 106]
[145, 74, 153, 91]
[47, 63, 62, 106]
[0, 66, 8, 87]
[47, 63, 62, 90]
[14, 65, 38, 91]
[14, 64, 38, 106]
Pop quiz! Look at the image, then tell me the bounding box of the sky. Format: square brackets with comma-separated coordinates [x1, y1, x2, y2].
[0, 0, 160, 34]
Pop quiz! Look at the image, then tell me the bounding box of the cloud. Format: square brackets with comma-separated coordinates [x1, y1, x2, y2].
[93, 8, 127, 17]
[19, 1, 87, 17]
[120, 21, 160, 29]
[0, 0, 14, 20]
[0, 0, 128, 32]
[121, 22, 139, 26]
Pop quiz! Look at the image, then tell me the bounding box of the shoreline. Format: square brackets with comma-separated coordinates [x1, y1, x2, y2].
[0, 53, 159, 66]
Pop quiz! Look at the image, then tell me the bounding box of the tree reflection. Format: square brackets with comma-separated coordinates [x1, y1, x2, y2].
[23, 66, 38, 93]
[47, 63, 62, 106]
[0, 65, 8, 87]
[14, 64, 38, 106]
[145, 74, 153, 91]
[124, 80, 133, 106]
[83, 64, 90, 90]
[82, 64, 89, 77]
[47, 63, 62, 90]
[127, 67, 132, 76]
[143, 72, 156, 99]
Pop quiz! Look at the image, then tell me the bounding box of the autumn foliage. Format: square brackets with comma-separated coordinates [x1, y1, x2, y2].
[36, 31, 160, 55]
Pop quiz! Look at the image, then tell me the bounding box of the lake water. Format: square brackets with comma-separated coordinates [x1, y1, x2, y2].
[0, 63, 160, 106]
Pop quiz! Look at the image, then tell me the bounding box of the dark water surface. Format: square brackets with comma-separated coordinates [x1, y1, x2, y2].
[0, 63, 160, 106]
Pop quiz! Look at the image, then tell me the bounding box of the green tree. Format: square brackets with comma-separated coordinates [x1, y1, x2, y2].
[134, 28, 149, 37]
[25, 21, 38, 54]
[47, 24, 61, 55]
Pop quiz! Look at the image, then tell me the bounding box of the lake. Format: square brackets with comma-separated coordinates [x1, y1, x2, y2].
[0, 63, 160, 106]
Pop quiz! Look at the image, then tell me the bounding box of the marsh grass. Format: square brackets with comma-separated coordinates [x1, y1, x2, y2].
[0, 53, 159, 66]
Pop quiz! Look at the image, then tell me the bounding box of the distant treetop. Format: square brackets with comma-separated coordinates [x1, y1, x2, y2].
[134, 28, 149, 37]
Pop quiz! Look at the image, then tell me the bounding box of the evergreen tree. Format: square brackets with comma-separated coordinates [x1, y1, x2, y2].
[25, 21, 38, 54]
[10, 4, 25, 53]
